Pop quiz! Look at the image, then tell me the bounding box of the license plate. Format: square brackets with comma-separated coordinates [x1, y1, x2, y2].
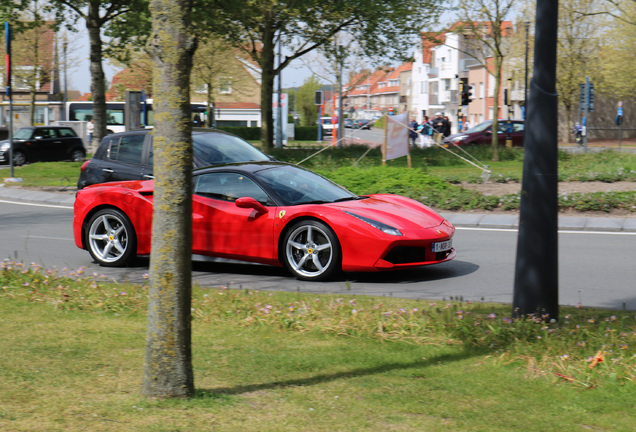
[432, 240, 452, 252]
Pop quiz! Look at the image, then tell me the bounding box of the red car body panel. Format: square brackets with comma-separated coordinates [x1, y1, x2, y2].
[74, 180, 455, 273]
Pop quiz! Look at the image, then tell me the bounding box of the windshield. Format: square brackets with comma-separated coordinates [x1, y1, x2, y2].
[465, 121, 492, 133]
[14, 128, 34, 139]
[255, 165, 358, 206]
[192, 132, 270, 166]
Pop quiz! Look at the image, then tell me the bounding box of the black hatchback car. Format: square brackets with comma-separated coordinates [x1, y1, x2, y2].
[0, 126, 86, 166]
[77, 128, 271, 189]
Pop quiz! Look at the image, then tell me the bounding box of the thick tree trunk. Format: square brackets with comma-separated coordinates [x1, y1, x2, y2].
[142, 0, 196, 399]
[87, 0, 107, 147]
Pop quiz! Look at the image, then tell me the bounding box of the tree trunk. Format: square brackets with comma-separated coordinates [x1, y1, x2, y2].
[491, 56, 502, 162]
[260, 27, 275, 150]
[87, 0, 107, 147]
[142, 0, 196, 399]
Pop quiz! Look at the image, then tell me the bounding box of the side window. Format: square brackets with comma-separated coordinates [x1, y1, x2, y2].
[109, 135, 144, 164]
[36, 128, 54, 139]
[194, 172, 270, 205]
[513, 123, 525, 132]
[57, 128, 77, 138]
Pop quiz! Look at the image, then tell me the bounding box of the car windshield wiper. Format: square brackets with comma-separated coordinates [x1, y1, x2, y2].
[333, 196, 366, 202]
[295, 200, 330, 205]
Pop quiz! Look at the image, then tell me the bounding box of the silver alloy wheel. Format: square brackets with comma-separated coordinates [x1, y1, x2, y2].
[285, 223, 334, 279]
[88, 212, 130, 264]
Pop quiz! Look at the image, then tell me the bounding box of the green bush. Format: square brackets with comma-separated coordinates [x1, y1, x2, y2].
[324, 166, 500, 211]
[294, 126, 319, 141]
[216, 126, 261, 141]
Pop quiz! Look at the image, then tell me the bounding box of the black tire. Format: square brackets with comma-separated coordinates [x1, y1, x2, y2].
[71, 149, 85, 162]
[13, 151, 26, 166]
[85, 208, 137, 267]
[282, 220, 341, 281]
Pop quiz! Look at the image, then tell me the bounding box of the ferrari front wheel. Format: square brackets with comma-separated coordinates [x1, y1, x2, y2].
[283, 220, 340, 281]
[86, 208, 136, 267]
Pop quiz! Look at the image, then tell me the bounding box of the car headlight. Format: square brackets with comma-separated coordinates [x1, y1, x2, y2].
[0, 143, 9, 151]
[450, 135, 468, 143]
[344, 211, 402, 236]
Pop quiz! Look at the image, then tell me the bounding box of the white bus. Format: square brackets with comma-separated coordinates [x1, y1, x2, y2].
[66, 100, 260, 133]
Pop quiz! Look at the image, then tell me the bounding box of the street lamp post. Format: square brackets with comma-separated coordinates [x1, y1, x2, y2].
[524, 21, 529, 120]
[63, 38, 68, 121]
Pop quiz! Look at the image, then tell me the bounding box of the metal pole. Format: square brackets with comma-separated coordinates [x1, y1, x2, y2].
[524, 21, 529, 121]
[582, 76, 589, 153]
[337, 53, 344, 147]
[63, 38, 67, 121]
[317, 105, 322, 141]
[5, 22, 14, 178]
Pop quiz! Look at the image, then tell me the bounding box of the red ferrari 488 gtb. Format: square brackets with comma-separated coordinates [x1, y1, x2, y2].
[73, 162, 455, 281]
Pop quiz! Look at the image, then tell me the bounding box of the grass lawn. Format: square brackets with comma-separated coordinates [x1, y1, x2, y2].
[4, 146, 636, 213]
[1, 263, 635, 431]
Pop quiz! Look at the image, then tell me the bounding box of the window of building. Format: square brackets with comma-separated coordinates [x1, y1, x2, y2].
[218, 77, 232, 94]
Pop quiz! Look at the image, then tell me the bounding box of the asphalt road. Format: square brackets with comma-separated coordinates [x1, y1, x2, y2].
[1, 198, 634, 311]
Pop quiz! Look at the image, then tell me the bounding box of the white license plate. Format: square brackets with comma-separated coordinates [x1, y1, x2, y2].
[432, 240, 452, 252]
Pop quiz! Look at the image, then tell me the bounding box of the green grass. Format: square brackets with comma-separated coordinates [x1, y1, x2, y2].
[3, 160, 85, 188]
[1, 261, 635, 431]
[5, 147, 636, 212]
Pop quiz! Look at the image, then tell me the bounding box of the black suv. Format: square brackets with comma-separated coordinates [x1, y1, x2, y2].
[0, 126, 86, 166]
[77, 128, 271, 189]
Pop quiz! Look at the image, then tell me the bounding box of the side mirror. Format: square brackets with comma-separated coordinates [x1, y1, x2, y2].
[235, 197, 268, 214]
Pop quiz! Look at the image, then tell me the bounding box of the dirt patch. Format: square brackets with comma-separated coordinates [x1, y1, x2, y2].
[461, 181, 636, 196]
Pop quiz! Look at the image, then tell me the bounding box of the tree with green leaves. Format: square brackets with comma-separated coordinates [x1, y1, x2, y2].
[206, 0, 442, 149]
[142, 0, 197, 399]
[0, 0, 59, 125]
[296, 75, 322, 126]
[555, 0, 605, 140]
[49, 0, 145, 146]
[451, 0, 517, 162]
[191, 36, 255, 127]
[597, 1, 636, 98]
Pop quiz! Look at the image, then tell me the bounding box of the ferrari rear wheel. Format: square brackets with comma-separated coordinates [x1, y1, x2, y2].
[283, 220, 340, 281]
[86, 208, 136, 267]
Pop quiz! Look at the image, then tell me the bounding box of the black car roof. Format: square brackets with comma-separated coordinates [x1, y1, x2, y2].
[194, 161, 297, 176]
[102, 127, 238, 138]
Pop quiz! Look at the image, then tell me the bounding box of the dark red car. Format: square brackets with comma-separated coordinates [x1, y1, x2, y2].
[443, 120, 525, 147]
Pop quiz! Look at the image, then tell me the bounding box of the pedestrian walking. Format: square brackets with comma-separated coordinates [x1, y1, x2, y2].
[409, 118, 419, 147]
[86, 118, 94, 146]
[432, 112, 448, 145]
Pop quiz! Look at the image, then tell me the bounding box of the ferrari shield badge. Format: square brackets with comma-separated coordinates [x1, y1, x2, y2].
[279, 210, 286, 219]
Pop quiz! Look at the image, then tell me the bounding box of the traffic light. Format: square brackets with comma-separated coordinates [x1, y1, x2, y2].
[461, 85, 473, 106]
[588, 83, 595, 112]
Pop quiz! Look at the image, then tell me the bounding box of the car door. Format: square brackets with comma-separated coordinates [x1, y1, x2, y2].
[30, 128, 60, 161]
[511, 121, 525, 146]
[104, 133, 148, 182]
[191, 171, 277, 262]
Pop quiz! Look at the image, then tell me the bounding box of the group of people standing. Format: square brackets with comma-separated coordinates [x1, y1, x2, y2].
[409, 112, 452, 148]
